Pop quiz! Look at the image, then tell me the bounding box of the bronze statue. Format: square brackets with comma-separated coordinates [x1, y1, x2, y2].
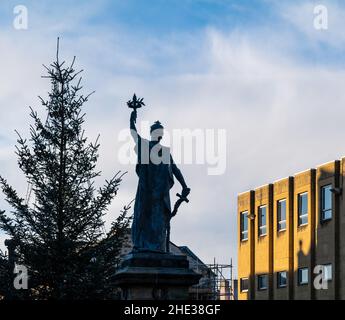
[128, 94, 190, 253]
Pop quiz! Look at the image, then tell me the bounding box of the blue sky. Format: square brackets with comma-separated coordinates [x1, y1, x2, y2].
[0, 0, 277, 31]
[1, 0, 345, 274]
[2, 0, 344, 65]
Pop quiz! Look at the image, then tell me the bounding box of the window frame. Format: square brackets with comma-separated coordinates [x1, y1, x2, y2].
[323, 264, 333, 282]
[258, 205, 267, 237]
[277, 199, 287, 232]
[277, 271, 288, 288]
[298, 192, 308, 227]
[240, 211, 249, 241]
[240, 277, 249, 292]
[298, 267, 309, 286]
[257, 274, 268, 291]
[321, 185, 333, 223]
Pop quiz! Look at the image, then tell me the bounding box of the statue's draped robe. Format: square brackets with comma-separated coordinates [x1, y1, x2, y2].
[131, 136, 175, 252]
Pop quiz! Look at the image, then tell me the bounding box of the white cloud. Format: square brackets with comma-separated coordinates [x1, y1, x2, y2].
[279, 0, 345, 49]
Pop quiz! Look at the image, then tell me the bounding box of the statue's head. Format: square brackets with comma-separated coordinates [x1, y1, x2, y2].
[150, 121, 164, 142]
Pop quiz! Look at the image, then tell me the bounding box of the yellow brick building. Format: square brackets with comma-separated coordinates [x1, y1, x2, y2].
[237, 159, 345, 300]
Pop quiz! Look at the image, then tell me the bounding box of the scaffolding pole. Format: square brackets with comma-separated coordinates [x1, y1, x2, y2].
[203, 258, 236, 300]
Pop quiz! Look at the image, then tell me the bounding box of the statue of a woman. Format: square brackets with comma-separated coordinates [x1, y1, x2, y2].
[130, 109, 190, 253]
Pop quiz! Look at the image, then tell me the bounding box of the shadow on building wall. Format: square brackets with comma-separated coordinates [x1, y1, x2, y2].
[242, 165, 341, 300]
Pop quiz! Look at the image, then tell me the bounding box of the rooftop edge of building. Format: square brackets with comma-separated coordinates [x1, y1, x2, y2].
[237, 157, 345, 196]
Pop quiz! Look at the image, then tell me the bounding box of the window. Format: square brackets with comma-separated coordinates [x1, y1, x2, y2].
[258, 274, 268, 290]
[240, 211, 248, 241]
[277, 271, 287, 288]
[277, 199, 287, 232]
[298, 268, 309, 285]
[298, 192, 308, 226]
[323, 264, 332, 281]
[321, 185, 332, 222]
[258, 205, 267, 236]
[240, 278, 249, 292]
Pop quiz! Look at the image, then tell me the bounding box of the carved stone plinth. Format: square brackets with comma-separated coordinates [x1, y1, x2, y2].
[113, 252, 201, 300]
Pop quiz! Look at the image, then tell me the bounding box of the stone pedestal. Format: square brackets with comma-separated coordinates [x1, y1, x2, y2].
[113, 251, 201, 300]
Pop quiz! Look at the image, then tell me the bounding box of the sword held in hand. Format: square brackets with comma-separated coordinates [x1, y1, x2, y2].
[166, 189, 190, 253]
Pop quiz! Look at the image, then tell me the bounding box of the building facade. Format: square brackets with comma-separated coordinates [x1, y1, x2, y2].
[238, 158, 345, 300]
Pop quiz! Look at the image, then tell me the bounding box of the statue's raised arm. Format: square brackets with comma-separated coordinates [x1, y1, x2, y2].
[127, 93, 145, 141]
[130, 109, 138, 140]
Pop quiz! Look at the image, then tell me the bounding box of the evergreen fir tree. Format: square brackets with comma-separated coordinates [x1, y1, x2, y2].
[0, 41, 131, 299]
[0, 248, 11, 299]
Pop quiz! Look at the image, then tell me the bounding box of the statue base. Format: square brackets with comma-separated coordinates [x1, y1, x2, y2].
[112, 251, 201, 300]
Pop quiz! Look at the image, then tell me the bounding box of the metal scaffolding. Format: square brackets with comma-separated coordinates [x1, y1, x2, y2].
[205, 258, 236, 300]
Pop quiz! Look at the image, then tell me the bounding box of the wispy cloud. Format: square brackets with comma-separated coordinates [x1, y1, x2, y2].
[1, 1, 345, 273]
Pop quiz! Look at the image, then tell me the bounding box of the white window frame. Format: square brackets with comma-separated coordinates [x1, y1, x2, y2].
[277, 271, 287, 288]
[298, 192, 308, 227]
[321, 185, 332, 222]
[298, 267, 309, 286]
[277, 199, 287, 232]
[323, 264, 333, 281]
[258, 205, 267, 237]
[240, 277, 249, 292]
[257, 274, 268, 291]
[241, 211, 248, 241]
